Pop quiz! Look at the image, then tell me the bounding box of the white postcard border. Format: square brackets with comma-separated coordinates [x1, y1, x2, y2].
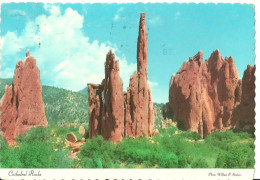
[0, 0, 259, 179]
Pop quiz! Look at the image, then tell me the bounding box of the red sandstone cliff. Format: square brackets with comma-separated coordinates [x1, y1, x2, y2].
[169, 51, 203, 134]
[232, 65, 255, 127]
[0, 52, 48, 145]
[168, 50, 252, 137]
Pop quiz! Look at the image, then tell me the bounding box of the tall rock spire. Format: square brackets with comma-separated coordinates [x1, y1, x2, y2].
[88, 51, 125, 143]
[87, 13, 155, 142]
[126, 13, 154, 137]
[0, 52, 48, 145]
[137, 13, 148, 79]
[101, 51, 125, 142]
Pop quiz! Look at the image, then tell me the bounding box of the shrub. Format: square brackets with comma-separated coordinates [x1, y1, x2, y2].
[16, 126, 50, 143]
[115, 136, 179, 168]
[78, 136, 115, 168]
[237, 132, 251, 139]
[0, 120, 255, 169]
[157, 152, 178, 168]
[19, 141, 55, 168]
[0, 137, 23, 168]
[115, 138, 154, 164]
[178, 154, 189, 168]
[0, 126, 72, 168]
[191, 158, 209, 168]
[215, 152, 227, 168]
[180, 131, 202, 141]
[215, 143, 255, 168]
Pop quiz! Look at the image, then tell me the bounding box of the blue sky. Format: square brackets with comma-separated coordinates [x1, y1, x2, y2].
[0, 3, 255, 103]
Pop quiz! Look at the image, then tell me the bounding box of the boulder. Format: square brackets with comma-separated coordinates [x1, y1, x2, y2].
[67, 133, 77, 143]
[79, 126, 86, 135]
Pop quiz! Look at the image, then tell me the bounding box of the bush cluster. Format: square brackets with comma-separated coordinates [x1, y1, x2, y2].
[0, 125, 254, 169]
[0, 126, 74, 168]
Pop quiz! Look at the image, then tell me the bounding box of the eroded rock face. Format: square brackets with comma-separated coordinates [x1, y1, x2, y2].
[169, 51, 203, 133]
[88, 13, 154, 142]
[101, 51, 125, 142]
[87, 83, 103, 138]
[169, 50, 241, 137]
[232, 65, 255, 127]
[124, 89, 135, 137]
[88, 51, 125, 143]
[88, 52, 125, 143]
[124, 13, 154, 138]
[0, 54, 47, 145]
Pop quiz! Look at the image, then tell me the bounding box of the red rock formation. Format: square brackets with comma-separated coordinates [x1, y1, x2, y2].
[169, 50, 240, 137]
[87, 51, 125, 143]
[88, 13, 154, 142]
[87, 83, 103, 138]
[234, 79, 242, 106]
[0, 53, 47, 145]
[88, 51, 125, 143]
[124, 89, 135, 137]
[169, 51, 203, 133]
[101, 51, 125, 143]
[232, 65, 255, 127]
[124, 13, 154, 137]
[201, 51, 239, 136]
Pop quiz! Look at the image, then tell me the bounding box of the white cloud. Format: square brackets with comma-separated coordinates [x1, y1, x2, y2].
[148, 80, 159, 88]
[54, 60, 69, 72]
[113, 7, 125, 22]
[44, 4, 61, 16]
[1, 5, 136, 92]
[0, 67, 13, 78]
[113, 14, 120, 21]
[2, 32, 22, 56]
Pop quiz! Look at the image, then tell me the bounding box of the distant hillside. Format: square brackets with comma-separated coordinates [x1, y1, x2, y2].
[0, 78, 89, 124]
[42, 85, 89, 124]
[153, 103, 165, 128]
[0, 78, 13, 98]
[0, 78, 164, 127]
[78, 86, 88, 96]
